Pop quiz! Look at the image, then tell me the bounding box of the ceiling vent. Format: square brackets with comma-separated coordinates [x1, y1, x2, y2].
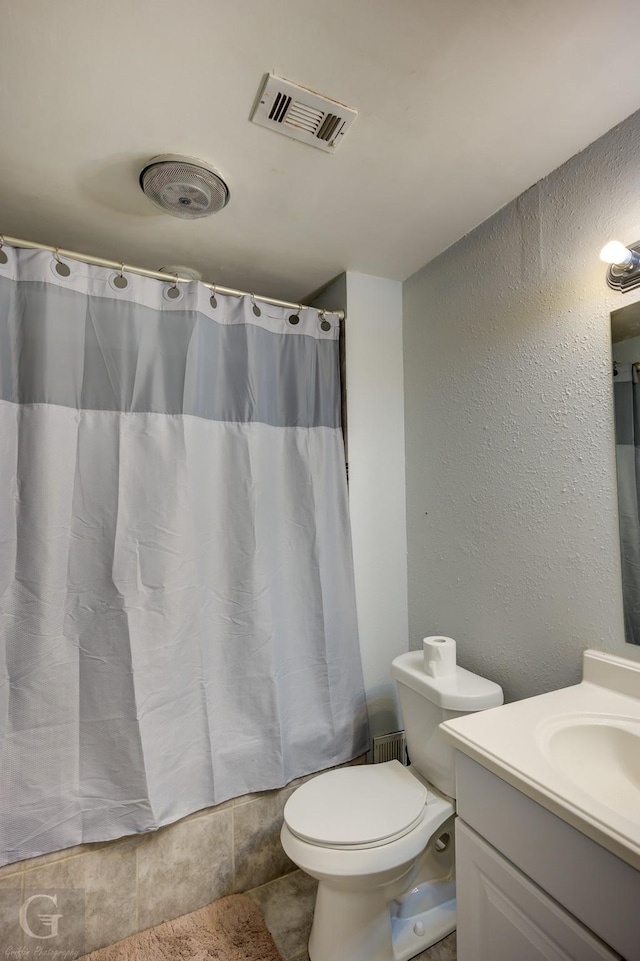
[250, 75, 357, 153]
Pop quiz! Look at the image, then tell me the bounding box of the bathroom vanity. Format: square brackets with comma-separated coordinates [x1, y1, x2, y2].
[441, 650, 640, 961]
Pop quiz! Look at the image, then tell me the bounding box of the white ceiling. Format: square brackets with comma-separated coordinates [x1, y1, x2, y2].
[2, 0, 640, 303]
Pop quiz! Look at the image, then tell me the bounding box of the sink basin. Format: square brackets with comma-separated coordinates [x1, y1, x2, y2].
[539, 714, 640, 820]
[440, 650, 640, 870]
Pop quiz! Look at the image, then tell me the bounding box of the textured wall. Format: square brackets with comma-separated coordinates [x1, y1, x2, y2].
[403, 109, 640, 702]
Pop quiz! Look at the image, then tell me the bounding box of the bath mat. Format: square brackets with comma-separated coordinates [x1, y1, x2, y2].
[81, 894, 283, 961]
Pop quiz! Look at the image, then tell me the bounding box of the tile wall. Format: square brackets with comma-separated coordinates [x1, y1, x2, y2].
[0, 758, 364, 958]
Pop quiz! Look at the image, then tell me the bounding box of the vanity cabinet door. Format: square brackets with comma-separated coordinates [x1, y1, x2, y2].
[456, 821, 621, 961]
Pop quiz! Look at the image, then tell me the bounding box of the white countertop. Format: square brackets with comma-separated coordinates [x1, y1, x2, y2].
[440, 649, 640, 871]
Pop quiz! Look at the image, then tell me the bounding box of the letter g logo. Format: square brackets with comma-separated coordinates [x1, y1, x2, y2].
[19, 893, 63, 939]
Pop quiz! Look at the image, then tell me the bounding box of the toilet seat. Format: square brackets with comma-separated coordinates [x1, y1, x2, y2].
[284, 760, 429, 850]
[281, 786, 455, 882]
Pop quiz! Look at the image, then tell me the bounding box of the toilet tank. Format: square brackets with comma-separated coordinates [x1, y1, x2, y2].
[391, 651, 503, 798]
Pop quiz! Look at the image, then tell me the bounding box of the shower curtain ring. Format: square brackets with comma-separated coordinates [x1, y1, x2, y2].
[210, 285, 218, 309]
[319, 309, 332, 332]
[251, 294, 262, 317]
[164, 273, 182, 300]
[53, 247, 71, 277]
[113, 262, 128, 289]
[288, 304, 302, 326]
[0, 235, 6, 265]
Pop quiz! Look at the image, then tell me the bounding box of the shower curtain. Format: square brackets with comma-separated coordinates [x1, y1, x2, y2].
[0, 246, 368, 866]
[613, 362, 640, 644]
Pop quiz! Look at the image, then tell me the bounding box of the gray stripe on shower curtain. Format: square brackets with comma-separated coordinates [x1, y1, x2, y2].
[0, 248, 368, 867]
[0, 280, 340, 427]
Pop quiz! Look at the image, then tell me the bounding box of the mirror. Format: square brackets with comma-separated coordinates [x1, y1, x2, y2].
[611, 301, 640, 644]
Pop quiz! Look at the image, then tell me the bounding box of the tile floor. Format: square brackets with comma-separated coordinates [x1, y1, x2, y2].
[292, 934, 456, 961]
[247, 868, 456, 961]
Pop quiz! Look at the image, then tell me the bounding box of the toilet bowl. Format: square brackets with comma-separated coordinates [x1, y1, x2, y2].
[280, 650, 503, 961]
[281, 761, 456, 961]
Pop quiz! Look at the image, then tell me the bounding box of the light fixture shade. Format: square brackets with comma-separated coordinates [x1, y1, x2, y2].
[139, 155, 230, 220]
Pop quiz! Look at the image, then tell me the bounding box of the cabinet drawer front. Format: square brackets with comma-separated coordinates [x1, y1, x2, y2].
[456, 821, 621, 961]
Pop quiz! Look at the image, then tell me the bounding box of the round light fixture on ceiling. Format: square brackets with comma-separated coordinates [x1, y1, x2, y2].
[140, 155, 230, 220]
[159, 265, 202, 281]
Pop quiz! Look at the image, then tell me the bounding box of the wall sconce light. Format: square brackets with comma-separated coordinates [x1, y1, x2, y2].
[600, 239, 640, 292]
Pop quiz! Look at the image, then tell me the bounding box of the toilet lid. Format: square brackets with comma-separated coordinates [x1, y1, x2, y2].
[283, 760, 428, 848]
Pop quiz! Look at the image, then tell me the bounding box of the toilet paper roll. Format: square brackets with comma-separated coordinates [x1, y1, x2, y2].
[423, 636, 457, 678]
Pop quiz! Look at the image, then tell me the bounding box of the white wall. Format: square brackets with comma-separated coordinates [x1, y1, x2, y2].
[315, 273, 408, 741]
[403, 110, 640, 703]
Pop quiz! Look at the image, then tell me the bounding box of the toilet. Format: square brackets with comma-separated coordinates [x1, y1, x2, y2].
[280, 650, 503, 961]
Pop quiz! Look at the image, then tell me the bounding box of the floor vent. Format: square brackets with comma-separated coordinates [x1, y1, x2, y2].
[251, 74, 357, 153]
[372, 731, 407, 765]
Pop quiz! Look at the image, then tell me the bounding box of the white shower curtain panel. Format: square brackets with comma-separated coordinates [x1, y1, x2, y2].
[0, 247, 368, 866]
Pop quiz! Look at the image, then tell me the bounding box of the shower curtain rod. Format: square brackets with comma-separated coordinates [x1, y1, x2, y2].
[0, 234, 345, 321]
